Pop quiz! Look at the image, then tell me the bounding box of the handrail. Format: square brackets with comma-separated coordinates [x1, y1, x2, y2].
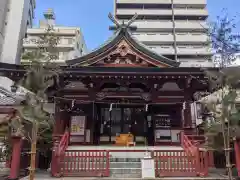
[56, 130, 69, 156]
[181, 132, 197, 156]
[181, 131, 209, 176]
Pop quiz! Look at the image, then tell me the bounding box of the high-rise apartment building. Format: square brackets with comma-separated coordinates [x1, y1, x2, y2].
[22, 9, 88, 64]
[0, 0, 36, 64]
[113, 0, 213, 67]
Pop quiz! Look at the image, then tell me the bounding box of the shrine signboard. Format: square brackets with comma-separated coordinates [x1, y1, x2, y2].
[71, 116, 85, 135]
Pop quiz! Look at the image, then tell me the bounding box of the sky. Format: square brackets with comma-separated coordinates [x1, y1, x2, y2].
[34, 0, 240, 51]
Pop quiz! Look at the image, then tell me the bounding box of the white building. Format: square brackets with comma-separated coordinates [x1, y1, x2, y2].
[22, 9, 88, 64]
[113, 0, 213, 67]
[0, 0, 36, 64]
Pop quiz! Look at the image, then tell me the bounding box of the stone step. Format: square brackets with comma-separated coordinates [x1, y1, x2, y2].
[110, 162, 141, 168]
[110, 168, 142, 178]
[110, 158, 141, 162]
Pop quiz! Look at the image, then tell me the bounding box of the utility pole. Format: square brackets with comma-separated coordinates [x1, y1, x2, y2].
[171, 0, 178, 62]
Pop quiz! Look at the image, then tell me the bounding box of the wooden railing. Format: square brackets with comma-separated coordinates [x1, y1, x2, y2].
[181, 131, 208, 176]
[56, 131, 70, 156]
[61, 150, 110, 177]
[155, 150, 197, 177]
[51, 131, 70, 177]
[58, 149, 209, 177]
[181, 132, 198, 157]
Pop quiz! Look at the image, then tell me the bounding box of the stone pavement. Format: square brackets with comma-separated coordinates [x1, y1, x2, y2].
[19, 171, 230, 180]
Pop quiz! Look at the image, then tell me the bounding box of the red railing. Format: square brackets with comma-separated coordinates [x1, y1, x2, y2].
[181, 132, 198, 157]
[181, 131, 208, 176]
[51, 131, 70, 177]
[56, 131, 70, 156]
[61, 150, 110, 177]
[155, 150, 197, 177]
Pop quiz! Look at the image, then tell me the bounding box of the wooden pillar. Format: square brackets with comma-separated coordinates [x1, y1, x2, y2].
[208, 150, 215, 168]
[51, 104, 68, 177]
[184, 101, 192, 128]
[9, 136, 22, 180]
[234, 138, 240, 177]
[183, 88, 193, 131]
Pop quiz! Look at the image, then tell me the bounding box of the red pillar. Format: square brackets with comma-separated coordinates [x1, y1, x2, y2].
[8, 136, 22, 180]
[208, 150, 215, 168]
[234, 138, 240, 177]
[51, 104, 68, 177]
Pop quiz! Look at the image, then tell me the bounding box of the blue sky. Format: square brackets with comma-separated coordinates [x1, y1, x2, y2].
[34, 0, 240, 51]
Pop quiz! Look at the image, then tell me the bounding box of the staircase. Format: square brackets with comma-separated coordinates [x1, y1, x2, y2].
[181, 131, 209, 176]
[52, 130, 209, 178]
[109, 157, 141, 178]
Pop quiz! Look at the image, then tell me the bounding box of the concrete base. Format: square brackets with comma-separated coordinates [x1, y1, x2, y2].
[67, 146, 183, 159]
[67, 145, 183, 151]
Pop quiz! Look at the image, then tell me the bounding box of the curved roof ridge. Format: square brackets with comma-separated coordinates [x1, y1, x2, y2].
[66, 27, 179, 67]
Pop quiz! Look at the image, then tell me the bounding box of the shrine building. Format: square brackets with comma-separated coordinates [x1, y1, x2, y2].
[0, 22, 217, 178]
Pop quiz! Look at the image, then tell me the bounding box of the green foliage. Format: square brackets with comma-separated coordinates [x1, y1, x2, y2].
[1, 137, 12, 161]
[202, 68, 240, 150]
[1, 24, 61, 147]
[210, 11, 240, 67]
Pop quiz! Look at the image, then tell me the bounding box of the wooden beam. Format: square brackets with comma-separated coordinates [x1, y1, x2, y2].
[61, 90, 185, 97]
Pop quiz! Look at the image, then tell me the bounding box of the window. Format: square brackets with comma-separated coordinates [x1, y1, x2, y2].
[177, 33, 187, 35]
[149, 46, 156, 49]
[160, 33, 169, 35]
[147, 33, 156, 35]
[162, 46, 170, 49]
[192, 33, 202, 35]
[178, 46, 186, 49]
[66, 38, 73, 44]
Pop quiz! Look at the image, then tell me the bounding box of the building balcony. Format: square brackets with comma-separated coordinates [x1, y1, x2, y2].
[130, 21, 208, 31]
[27, 28, 77, 36]
[116, 8, 208, 17]
[116, 0, 207, 6]
[23, 38, 75, 49]
[132, 33, 209, 43]
[180, 61, 214, 67]
[149, 46, 212, 55]
[21, 58, 67, 65]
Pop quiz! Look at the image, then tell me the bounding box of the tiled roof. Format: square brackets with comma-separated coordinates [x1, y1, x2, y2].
[66, 27, 180, 67]
[0, 87, 17, 106]
[0, 95, 16, 105]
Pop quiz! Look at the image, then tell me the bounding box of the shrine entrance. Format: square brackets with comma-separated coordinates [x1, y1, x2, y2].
[97, 104, 147, 145]
[93, 103, 182, 146]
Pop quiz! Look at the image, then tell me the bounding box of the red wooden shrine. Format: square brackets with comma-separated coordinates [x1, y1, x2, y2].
[0, 25, 218, 178]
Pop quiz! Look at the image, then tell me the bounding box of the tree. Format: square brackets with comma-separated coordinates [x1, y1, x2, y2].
[200, 11, 240, 179]
[5, 23, 61, 180]
[202, 67, 240, 180]
[210, 11, 240, 67]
